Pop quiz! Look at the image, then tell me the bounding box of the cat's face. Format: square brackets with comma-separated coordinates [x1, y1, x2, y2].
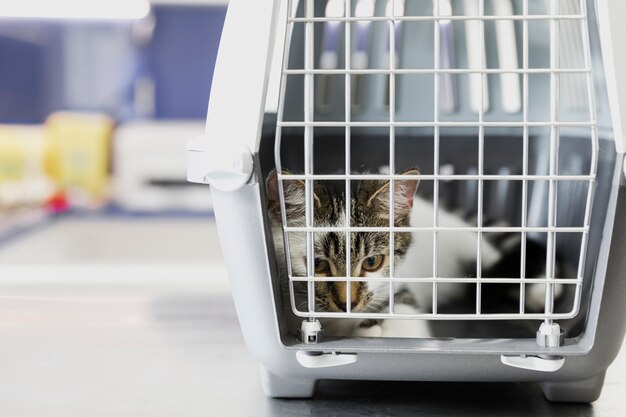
[267, 169, 419, 313]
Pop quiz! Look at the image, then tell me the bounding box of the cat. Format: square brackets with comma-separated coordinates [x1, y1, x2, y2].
[266, 169, 561, 338]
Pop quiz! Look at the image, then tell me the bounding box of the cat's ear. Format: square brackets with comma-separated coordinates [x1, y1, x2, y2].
[367, 168, 420, 217]
[266, 169, 320, 220]
[266, 169, 283, 217]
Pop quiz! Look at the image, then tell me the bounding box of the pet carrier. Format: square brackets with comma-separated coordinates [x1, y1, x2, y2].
[188, 0, 626, 402]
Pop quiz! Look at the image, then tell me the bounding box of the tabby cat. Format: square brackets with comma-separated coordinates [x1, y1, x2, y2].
[266, 169, 559, 338]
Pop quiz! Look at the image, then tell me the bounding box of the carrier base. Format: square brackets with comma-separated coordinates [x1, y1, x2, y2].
[540, 372, 606, 403]
[260, 366, 317, 398]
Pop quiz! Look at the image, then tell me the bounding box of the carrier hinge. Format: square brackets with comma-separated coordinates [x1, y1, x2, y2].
[299, 319, 323, 344]
[536, 322, 564, 348]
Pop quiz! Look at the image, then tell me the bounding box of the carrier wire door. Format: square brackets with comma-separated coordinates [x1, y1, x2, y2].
[275, 0, 596, 344]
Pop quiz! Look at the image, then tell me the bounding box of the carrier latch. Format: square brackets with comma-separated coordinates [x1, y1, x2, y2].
[187, 135, 253, 191]
[500, 355, 565, 372]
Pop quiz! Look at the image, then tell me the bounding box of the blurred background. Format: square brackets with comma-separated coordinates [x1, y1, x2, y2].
[0, 0, 229, 287]
[0, 2, 241, 413]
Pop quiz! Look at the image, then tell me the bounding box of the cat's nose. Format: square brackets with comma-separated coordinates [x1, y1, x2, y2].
[332, 282, 359, 310]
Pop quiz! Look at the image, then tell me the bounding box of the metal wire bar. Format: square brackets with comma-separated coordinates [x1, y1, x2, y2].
[576, 0, 599, 297]
[278, 120, 596, 127]
[283, 68, 592, 74]
[289, 276, 581, 284]
[304, 0, 315, 315]
[520, 0, 529, 315]
[283, 226, 588, 232]
[544, 0, 560, 322]
[476, 0, 485, 315]
[290, 309, 582, 321]
[344, 0, 352, 314]
[289, 14, 587, 23]
[432, 0, 441, 315]
[388, 0, 397, 315]
[276, 173, 594, 180]
[275, 0, 295, 281]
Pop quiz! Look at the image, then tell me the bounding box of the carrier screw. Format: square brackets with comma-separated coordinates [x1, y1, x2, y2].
[536, 322, 564, 348]
[300, 320, 323, 344]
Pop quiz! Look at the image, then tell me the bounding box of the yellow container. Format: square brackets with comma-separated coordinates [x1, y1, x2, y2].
[0, 125, 46, 182]
[46, 112, 114, 203]
[0, 125, 54, 209]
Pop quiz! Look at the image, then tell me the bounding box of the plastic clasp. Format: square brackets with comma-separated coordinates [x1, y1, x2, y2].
[187, 135, 254, 191]
[501, 355, 565, 372]
[296, 351, 358, 368]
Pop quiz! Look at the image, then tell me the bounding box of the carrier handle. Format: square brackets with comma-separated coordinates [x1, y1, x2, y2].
[187, 0, 281, 188]
[501, 355, 564, 372]
[296, 351, 358, 368]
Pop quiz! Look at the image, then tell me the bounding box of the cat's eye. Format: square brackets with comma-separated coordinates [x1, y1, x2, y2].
[314, 258, 331, 274]
[361, 255, 385, 272]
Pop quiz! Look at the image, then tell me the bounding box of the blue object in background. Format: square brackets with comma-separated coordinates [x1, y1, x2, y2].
[0, 5, 227, 124]
[147, 5, 226, 119]
[0, 36, 45, 123]
[0, 25, 64, 124]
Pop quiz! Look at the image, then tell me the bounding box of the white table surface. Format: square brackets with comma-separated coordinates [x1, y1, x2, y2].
[0, 217, 624, 416]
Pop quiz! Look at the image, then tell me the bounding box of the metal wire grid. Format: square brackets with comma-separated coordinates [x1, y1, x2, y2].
[273, 0, 598, 321]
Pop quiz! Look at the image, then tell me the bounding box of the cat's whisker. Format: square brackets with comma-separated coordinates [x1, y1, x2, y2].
[366, 299, 388, 313]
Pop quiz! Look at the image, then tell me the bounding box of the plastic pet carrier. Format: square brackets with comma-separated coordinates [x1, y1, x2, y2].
[188, 0, 626, 402]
